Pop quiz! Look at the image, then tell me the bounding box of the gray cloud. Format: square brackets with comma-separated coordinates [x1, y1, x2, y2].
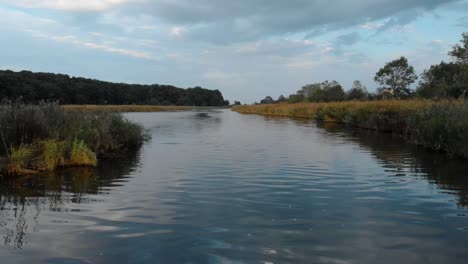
[12, 0, 461, 44]
[336, 32, 362, 46]
[131, 0, 460, 42]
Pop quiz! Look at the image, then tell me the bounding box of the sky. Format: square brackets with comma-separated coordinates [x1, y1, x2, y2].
[0, 0, 467, 103]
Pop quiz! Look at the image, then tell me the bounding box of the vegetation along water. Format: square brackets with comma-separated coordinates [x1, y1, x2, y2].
[0, 102, 148, 175]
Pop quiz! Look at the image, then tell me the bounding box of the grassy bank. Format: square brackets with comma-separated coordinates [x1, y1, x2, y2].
[233, 100, 468, 158]
[62, 105, 229, 112]
[0, 103, 149, 175]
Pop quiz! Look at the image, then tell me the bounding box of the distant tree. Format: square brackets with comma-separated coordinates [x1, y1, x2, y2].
[374, 56, 418, 99]
[277, 94, 287, 103]
[301, 83, 323, 102]
[417, 62, 465, 98]
[321, 80, 345, 102]
[417, 33, 468, 99]
[449, 32, 468, 65]
[288, 94, 304, 103]
[260, 96, 274, 104]
[0, 70, 229, 106]
[346, 80, 368, 100]
[233, 101, 242, 105]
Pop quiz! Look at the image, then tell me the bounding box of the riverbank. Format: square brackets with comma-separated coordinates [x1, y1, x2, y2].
[0, 103, 149, 176]
[232, 100, 468, 158]
[63, 105, 228, 112]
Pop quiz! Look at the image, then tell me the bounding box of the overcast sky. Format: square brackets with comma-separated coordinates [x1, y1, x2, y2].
[1, 0, 467, 103]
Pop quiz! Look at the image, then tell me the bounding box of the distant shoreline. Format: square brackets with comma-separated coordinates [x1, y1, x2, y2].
[62, 105, 230, 112]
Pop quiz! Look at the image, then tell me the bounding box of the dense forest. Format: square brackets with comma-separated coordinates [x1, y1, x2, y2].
[0, 70, 229, 106]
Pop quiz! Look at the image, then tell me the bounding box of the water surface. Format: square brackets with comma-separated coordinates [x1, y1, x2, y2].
[1, 109, 468, 263]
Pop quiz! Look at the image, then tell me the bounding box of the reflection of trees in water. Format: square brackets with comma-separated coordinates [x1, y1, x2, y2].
[318, 122, 468, 208]
[0, 150, 141, 248]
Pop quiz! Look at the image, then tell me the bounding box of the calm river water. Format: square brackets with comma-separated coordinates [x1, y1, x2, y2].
[1, 109, 468, 263]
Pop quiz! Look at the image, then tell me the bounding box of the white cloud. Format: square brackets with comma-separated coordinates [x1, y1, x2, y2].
[7, 0, 136, 11]
[27, 30, 158, 60]
[169, 26, 186, 38]
[360, 22, 385, 30]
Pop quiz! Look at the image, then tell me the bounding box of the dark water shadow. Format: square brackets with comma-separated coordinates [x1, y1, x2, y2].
[0, 150, 142, 248]
[262, 115, 468, 208]
[318, 121, 468, 208]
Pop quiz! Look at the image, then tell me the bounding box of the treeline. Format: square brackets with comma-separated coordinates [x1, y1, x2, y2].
[0, 71, 229, 106]
[259, 33, 468, 104]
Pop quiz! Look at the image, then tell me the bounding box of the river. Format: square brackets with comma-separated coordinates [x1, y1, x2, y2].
[1, 109, 467, 263]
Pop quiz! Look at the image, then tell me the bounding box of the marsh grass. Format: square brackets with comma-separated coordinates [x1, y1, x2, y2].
[233, 100, 468, 158]
[5, 145, 33, 175]
[0, 102, 147, 175]
[67, 139, 97, 167]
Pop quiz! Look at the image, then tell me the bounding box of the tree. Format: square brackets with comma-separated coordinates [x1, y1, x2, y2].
[233, 101, 242, 105]
[260, 96, 274, 104]
[0, 70, 230, 106]
[417, 33, 468, 99]
[277, 95, 287, 102]
[346, 80, 368, 100]
[302, 83, 323, 102]
[417, 62, 464, 98]
[288, 94, 304, 103]
[322, 80, 345, 102]
[449, 32, 468, 65]
[374, 56, 418, 98]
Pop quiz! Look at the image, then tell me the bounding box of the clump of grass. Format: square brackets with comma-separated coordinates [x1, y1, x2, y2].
[5, 145, 33, 175]
[233, 100, 468, 158]
[3, 139, 98, 175]
[67, 138, 97, 167]
[32, 139, 66, 171]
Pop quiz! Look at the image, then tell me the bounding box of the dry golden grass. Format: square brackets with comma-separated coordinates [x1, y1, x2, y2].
[232, 100, 437, 119]
[233, 100, 468, 158]
[63, 105, 195, 112]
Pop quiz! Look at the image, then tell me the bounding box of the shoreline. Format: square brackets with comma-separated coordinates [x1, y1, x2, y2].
[232, 100, 468, 159]
[62, 105, 230, 112]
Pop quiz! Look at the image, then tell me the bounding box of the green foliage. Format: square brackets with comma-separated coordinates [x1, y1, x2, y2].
[0, 71, 228, 106]
[417, 62, 468, 99]
[449, 32, 468, 65]
[295, 81, 345, 103]
[346, 80, 368, 100]
[374, 56, 418, 98]
[417, 33, 468, 99]
[321, 81, 345, 102]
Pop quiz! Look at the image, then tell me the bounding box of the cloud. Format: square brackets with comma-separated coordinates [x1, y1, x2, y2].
[5, 0, 460, 43]
[6, 0, 136, 11]
[169, 26, 186, 38]
[27, 30, 158, 60]
[336, 32, 362, 46]
[135, 0, 458, 43]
